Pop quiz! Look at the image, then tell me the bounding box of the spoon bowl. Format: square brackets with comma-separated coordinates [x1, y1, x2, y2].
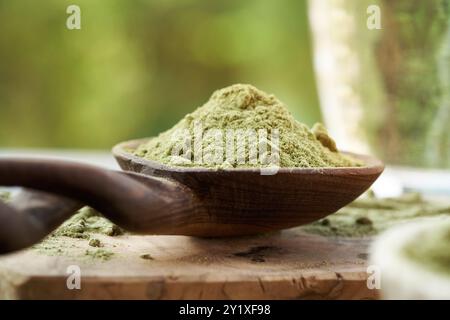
[112, 138, 384, 237]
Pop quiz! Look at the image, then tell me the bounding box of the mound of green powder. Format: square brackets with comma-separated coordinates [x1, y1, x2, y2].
[2, 192, 119, 260]
[33, 207, 121, 260]
[134, 84, 361, 168]
[53, 207, 123, 239]
[403, 221, 450, 277]
[301, 192, 450, 237]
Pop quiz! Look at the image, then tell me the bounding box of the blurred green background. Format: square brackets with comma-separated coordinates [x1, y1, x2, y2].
[0, 0, 320, 149]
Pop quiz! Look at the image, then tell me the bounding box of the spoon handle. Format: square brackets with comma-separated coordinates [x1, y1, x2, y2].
[0, 189, 83, 254]
[0, 158, 196, 253]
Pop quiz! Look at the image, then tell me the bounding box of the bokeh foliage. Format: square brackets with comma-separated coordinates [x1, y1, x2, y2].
[0, 0, 320, 148]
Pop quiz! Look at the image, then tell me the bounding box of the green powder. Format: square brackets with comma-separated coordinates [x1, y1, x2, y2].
[0, 191, 10, 202]
[2, 192, 119, 260]
[84, 249, 114, 261]
[134, 84, 361, 168]
[301, 192, 450, 237]
[33, 236, 75, 257]
[33, 207, 121, 260]
[53, 207, 123, 239]
[403, 221, 450, 277]
[88, 238, 102, 247]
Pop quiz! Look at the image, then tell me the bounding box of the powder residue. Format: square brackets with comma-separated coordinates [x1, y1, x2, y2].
[85, 249, 114, 261]
[134, 84, 361, 168]
[301, 192, 450, 237]
[89, 238, 102, 247]
[33, 207, 121, 260]
[403, 220, 450, 277]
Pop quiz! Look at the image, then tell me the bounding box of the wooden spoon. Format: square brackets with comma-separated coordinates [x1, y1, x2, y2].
[0, 139, 383, 253]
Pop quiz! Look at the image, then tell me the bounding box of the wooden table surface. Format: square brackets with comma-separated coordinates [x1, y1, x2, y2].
[0, 228, 376, 299]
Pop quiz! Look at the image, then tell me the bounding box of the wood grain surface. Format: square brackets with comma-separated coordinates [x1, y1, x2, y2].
[0, 228, 378, 300]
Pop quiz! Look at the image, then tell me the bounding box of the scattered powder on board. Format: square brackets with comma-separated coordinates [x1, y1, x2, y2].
[84, 249, 114, 261]
[134, 84, 362, 168]
[300, 192, 450, 237]
[33, 207, 121, 261]
[88, 238, 102, 247]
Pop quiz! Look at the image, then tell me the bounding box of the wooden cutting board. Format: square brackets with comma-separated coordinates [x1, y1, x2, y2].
[0, 228, 378, 299]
